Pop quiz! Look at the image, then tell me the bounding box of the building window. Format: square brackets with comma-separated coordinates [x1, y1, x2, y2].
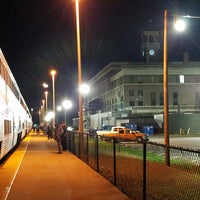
[138, 101, 143, 106]
[159, 92, 163, 105]
[129, 76, 134, 83]
[159, 76, 163, 83]
[137, 76, 142, 83]
[169, 75, 178, 83]
[194, 76, 200, 83]
[149, 35, 154, 43]
[179, 75, 184, 83]
[151, 92, 156, 105]
[129, 89, 134, 96]
[173, 92, 178, 105]
[138, 90, 143, 96]
[195, 92, 200, 107]
[150, 76, 155, 83]
[129, 101, 134, 106]
[124, 75, 134, 84]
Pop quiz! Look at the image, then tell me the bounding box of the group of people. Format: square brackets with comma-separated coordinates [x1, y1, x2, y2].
[44, 121, 67, 154]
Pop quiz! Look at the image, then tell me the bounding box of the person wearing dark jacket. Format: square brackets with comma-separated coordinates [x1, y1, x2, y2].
[60, 122, 67, 151]
[54, 123, 64, 154]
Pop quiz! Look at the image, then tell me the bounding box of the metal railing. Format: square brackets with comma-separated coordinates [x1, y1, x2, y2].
[66, 131, 200, 200]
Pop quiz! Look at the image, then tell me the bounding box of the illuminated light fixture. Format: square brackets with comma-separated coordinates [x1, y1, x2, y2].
[174, 19, 186, 32]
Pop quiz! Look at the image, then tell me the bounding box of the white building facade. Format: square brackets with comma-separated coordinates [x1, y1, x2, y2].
[83, 61, 200, 133]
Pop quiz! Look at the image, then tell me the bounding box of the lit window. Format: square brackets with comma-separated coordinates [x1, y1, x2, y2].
[179, 75, 184, 83]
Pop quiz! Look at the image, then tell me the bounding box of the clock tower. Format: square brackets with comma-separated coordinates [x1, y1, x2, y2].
[140, 30, 160, 63]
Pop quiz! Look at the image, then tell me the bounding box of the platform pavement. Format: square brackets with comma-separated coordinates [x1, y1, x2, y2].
[0, 132, 130, 200]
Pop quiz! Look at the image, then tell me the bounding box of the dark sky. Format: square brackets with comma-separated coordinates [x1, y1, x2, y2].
[0, 0, 200, 121]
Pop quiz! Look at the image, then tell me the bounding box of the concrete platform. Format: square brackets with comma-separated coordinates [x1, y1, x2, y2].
[0, 132, 130, 200]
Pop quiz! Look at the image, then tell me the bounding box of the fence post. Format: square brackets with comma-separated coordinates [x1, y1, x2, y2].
[96, 134, 99, 172]
[113, 138, 116, 186]
[143, 141, 146, 200]
[78, 132, 81, 158]
[86, 133, 89, 163]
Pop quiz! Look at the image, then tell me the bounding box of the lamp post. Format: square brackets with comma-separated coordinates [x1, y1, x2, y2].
[75, 0, 83, 133]
[44, 91, 48, 115]
[51, 70, 56, 128]
[42, 82, 48, 117]
[163, 10, 170, 166]
[39, 109, 41, 126]
[41, 99, 45, 125]
[80, 83, 90, 129]
[163, 10, 200, 166]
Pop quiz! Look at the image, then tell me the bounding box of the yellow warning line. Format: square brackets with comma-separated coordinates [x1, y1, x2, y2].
[0, 135, 31, 200]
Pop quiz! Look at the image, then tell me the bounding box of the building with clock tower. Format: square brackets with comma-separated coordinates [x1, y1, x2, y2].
[140, 29, 160, 63]
[72, 28, 200, 135]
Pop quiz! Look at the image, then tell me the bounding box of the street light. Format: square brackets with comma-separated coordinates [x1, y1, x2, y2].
[75, 0, 83, 133]
[63, 99, 73, 124]
[57, 105, 62, 112]
[79, 83, 90, 95]
[43, 82, 48, 89]
[51, 70, 56, 128]
[163, 10, 199, 166]
[174, 19, 186, 31]
[56, 100, 72, 124]
[44, 111, 55, 123]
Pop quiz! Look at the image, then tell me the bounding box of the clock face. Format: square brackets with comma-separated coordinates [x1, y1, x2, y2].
[149, 49, 155, 56]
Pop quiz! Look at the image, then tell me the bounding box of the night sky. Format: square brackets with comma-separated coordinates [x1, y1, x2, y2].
[0, 0, 200, 122]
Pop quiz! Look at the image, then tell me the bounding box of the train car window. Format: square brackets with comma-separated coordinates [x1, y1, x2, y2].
[14, 86, 19, 99]
[4, 120, 11, 135]
[8, 75, 11, 89]
[19, 117, 21, 129]
[1, 63, 5, 79]
[5, 70, 8, 85]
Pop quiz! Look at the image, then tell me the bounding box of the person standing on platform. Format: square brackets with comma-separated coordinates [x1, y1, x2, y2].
[46, 123, 53, 139]
[54, 123, 64, 154]
[60, 121, 67, 151]
[36, 125, 40, 135]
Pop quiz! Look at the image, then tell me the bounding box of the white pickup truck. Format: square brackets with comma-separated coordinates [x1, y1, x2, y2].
[96, 126, 125, 138]
[97, 126, 149, 142]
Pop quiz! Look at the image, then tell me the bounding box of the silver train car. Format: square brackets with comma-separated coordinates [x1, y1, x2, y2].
[0, 49, 32, 161]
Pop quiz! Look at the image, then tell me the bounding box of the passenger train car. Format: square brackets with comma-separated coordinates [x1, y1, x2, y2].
[0, 49, 32, 161]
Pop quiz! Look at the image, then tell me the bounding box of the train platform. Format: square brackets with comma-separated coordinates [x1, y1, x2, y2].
[0, 132, 130, 200]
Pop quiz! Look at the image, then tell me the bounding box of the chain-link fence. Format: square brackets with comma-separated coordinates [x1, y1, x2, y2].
[66, 131, 200, 200]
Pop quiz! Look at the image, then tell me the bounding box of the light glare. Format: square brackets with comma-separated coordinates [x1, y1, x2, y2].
[80, 83, 90, 94]
[174, 19, 186, 32]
